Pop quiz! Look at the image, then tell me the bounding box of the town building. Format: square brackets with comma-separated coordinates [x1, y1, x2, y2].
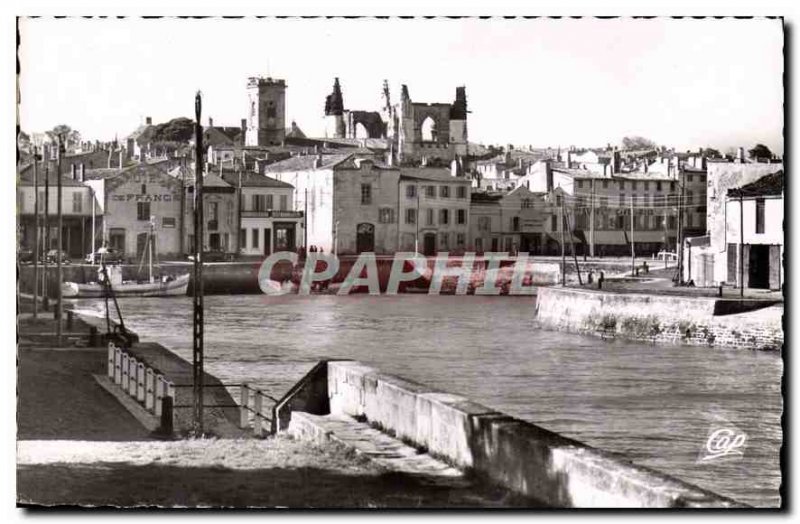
[683, 163, 784, 288]
[84, 163, 184, 260]
[219, 169, 303, 257]
[469, 186, 548, 254]
[264, 153, 472, 255]
[17, 164, 99, 258]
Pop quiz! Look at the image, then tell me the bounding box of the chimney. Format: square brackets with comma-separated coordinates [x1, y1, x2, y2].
[70, 164, 77, 180]
[737, 147, 745, 163]
[241, 119, 247, 141]
[208, 117, 214, 128]
[119, 149, 124, 168]
[145, 116, 152, 125]
[313, 153, 323, 169]
[451, 158, 461, 177]
[504, 150, 512, 164]
[544, 159, 554, 192]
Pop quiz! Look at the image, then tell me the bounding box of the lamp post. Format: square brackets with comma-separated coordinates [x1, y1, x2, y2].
[192, 91, 205, 436]
[32, 143, 40, 319]
[56, 135, 64, 346]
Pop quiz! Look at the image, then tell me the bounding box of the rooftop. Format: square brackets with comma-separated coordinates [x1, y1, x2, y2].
[262, 153, 353, 173]
[220, 170, 294, 189]
[728, 170, 784, 198]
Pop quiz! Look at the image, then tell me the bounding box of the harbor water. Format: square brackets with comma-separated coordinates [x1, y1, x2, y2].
[74, 294, 782, 507]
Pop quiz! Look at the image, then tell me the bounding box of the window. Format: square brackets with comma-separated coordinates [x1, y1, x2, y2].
[512, 216, 520, 232]
[439, 232, 449, 250]
[240, 229, 246, 248]
[162, 217, 176, 228]
[478, 216, 491, 232]
[72, 192, 83, 213]
[439, 209, 449, 225]
[252, 194, 266, 212]
[644, 181, 650, 191]
[405, 208, 417, 224]
[251, 228, 259, 248]
[266, 194, 274, 210]
[426, 208, 435, 226]
[576, 180, 583, 189]
[379, 208, 395, 224]
[619, 194, 626, 207]
[209, 201, 219, 221]
[141, 184, 147, 195]
[522, 198, 533, 209]
[425, 185, 436, 198]
[406, 185, 417, 199]
[457, 209, 466, 225]
[551, 214, 558, 231]
[632, 181, 638, 190]
[756, 198, 765, 234]
[456, 233, 466, 247]
[279, 195, 288, 211]
[440, 186, 450, 198]
[556, 195, 562, 206]
[456, 186, 467, 199]
[619, 180, 625, 190]
[137, 202, 150, 221]
[617, 215, 625, 230]
[361, 183, 372, 205]
[670, 182, 676, 191]
[657, 181, 663, 191]
[685, 190, 693, 206]
[602, 180, 609, 189]
[687, 175, 694, 183]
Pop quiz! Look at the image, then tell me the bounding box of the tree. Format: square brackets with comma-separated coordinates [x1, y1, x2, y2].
[45, 124, 81, 150]
[17, 130, 31, 153]
[748, 143, 773, 160]
[621, 136, 657, 150]
[702, 147, 722, 159]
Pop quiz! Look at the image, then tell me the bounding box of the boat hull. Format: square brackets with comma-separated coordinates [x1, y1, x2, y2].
[62, 273, 190, 298]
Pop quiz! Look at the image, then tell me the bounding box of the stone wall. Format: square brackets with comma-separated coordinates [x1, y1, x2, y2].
[535, 286, 783, 351]
[316, 360, 743, 508]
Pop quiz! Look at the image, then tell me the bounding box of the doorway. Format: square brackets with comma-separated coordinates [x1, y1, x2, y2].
[423, 232, 436, 256]
[263, 228, 272, 255]
[748, 244, 770, 289]
[356, 223, 375, 254]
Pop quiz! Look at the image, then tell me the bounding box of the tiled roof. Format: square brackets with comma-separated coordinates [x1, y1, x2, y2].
[17, 169, 87, 187]
[728, 170, 784, 198]
[220, 170, 294, 189]
[83, 168, 124, 180]
[398, 167, 472, 183]
[262, 153, 353, 173]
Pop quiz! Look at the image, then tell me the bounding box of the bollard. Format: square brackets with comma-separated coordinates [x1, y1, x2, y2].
[136, 363, 146, 403]
[240, 385, 250, 429]
[253, 392, 264, 437]
[145, 369, 155, 412]
[121, 353, 129, 392]
[114, 348, 122, 385]
[107, 343, 116, 379]
[128, 357, 138, 397]
[89, 326, 98, 347]
[155, 375, 165, 417]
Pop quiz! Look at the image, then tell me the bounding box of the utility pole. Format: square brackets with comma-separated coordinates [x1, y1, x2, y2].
[415, 187, 420, 254]
[559, 196, 566, 286]
[192, 92, 205, 437]
[304, 187, 308, 255]
[32, 145, 40, 319]
[630, 195, 635, 276]
[237, 166, 243, 256]
[565, 207, 583, 285]
[739, 192, 744, 297]
[589, 178, 595, 258]
[676, 164, 685, 284]
[43, 156, 50, 311]
[56, 137, 64, 346]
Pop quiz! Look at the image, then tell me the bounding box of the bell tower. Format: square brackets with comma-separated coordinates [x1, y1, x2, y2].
[246, 77, 287, 147]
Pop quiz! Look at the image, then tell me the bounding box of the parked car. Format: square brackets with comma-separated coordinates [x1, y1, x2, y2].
[655, 251, 678, 262]
[187, 249, 234, 263]
[45, 249, 71, 264]
[85, 248, 124, 264]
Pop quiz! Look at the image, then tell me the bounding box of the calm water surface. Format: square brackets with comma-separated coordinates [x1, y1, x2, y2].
[75, 294, 782, 507]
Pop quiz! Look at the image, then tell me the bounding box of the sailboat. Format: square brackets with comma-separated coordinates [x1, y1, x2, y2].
[62, 218, 190, 298]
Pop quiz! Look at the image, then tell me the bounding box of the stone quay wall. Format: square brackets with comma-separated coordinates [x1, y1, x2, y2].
[535, 287, 783, 351]
[278, 360, 744, 508]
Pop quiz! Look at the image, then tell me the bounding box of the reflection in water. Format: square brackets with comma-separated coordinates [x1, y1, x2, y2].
[75, 294, 782, 507]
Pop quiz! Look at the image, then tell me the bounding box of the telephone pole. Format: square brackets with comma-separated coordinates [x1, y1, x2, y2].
[630, 195, 635, 276]
[589, 178, 595, 258]
[32, 145, 40, 319]
[43, 155, 50, 311]
[56, 136, 64, 346]
[192, 92, 205, 436]
[559, 196, 566, 286]
[739, 192, 744, 297]
[676, 164, 685, 284]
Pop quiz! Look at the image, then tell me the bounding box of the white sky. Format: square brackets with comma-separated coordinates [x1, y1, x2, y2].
[18, 17, 784, 153]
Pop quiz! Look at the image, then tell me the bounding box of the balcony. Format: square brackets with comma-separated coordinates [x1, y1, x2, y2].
[241, 209, 304, 219]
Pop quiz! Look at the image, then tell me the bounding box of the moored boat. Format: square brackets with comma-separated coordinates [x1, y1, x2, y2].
[62, 272, 190, 298]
